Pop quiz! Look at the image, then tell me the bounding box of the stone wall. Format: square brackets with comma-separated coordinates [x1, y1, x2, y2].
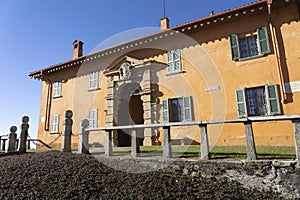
[95, 156, 300, 199]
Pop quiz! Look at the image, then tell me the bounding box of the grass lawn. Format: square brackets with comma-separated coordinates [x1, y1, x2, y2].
[1, 145, 296, 160]
[101, 145, 296, 160]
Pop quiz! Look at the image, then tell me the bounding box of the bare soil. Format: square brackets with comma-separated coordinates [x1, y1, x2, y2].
[0, 151, 284, 199]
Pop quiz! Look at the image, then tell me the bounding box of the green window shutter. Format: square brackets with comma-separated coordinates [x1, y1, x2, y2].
[182, 96, 192, 121]
[236, 89, 248, 118]
[162, 100, 169, 122]
[229, 34, 240, 61]
[266, 84, 281, 115]
[174, 49, 182, 72]
[167, 51, 174, 73]
[257, 27, 271, 55]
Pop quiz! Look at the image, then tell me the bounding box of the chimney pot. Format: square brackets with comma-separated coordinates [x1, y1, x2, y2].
[210, 10, 214, 16]
[73, 40, 84, 59]
[160, 17, 169, 30]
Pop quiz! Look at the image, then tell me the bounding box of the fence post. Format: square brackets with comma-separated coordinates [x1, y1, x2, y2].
[1, 139, 7, 151]
[244, 121, 257, 160]
[292, 120, 300, 161]
[105, 130, 113, 156]
[78, 119, 90, 154]
[199, 124, 210, 160]
[19, 116, 29, 153]
[131, 129, 140, 157]
[61, 110, 73, 152]
[163, 126, 172, 158]
[7, 126, 17, 153]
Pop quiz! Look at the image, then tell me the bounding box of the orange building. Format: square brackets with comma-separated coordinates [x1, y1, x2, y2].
[29, 0, 300, 149]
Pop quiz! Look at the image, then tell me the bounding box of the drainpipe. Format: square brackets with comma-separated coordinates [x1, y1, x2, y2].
[42, 72, 52, 131]
[267, 3, 287, 103]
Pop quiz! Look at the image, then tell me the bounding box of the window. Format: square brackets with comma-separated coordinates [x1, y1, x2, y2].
[230, 27, 270, 60]
[236, 85, 281, 118]
[167, 49, 182, 74]
[88, 109, 98, 128]
[53, 81, 62, 98]
[89, 71, 99, 90]
[162, 96, 192, 122]
[51, 114, 59, 133]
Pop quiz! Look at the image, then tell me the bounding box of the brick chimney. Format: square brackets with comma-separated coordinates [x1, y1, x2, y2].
[72, 40, 83, 59]
[160, 17, 169, 30]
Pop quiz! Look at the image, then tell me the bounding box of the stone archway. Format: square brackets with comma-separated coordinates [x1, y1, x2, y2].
[104, 57, 155, 147]
[115, 83, 144, 147]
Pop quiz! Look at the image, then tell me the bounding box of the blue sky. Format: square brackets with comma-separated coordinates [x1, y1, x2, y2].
[0, 0, 255, 139]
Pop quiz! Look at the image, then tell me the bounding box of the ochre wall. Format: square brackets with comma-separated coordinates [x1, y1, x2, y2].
[36, 1, 300, 149]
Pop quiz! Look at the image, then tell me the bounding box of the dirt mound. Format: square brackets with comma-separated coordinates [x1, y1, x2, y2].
[0, 151, 283, 199]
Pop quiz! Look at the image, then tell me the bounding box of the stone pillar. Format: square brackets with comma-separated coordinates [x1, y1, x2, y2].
[1, 139, 7, 151]
[19, 116, 29, 153]
[163, 126, 172, 158]
[7, 126, 17, 153]
[244, 122, 257, 160]
[105, 130, 113, 156]
[141, 94, 153, 146]
[292, 120, 300, 161]
[61, 110, 73, 152]
[199, 124, 210, 160]
[131, 129, 140, 157]
[78, 119, 90, 154]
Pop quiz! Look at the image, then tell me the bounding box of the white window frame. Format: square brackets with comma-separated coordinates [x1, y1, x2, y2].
[51, 114, 59, 133]
[89, 71, 99, 90]
[88, 109, 98, 128]
[53, 81, 62, 98]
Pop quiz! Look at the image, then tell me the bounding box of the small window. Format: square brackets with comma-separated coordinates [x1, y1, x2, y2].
[167, 49, 182, 74]
[53, 81, 62, 98]
[236, 85, 281, 118]
[162, 96, 192, 122]
[88, 109, 98, 128]
[51, 114, 59, 133]
[230, 27, 270, 60]
[89, 71, 99, 90]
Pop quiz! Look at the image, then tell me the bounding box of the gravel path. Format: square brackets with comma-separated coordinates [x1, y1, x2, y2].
[0, 151, 284, 199]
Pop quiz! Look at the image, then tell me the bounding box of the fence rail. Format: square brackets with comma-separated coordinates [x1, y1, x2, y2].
[80, 114, 300, 161]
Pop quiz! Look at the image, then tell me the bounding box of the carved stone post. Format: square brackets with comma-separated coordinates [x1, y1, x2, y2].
[244, 122, 257, 160]
[7, 126, 17, 153]
[78, 119, 90, 154]
[105, 130, 113, 156]
[1, 139, 7, 151]
[61, 110, 73, 152]
[19, 116, 29, 153]
[163, 126, 172, 158]
[199, 124, 210, 160]
[131, 129, 140, 157]
[292, 120, 300, 161]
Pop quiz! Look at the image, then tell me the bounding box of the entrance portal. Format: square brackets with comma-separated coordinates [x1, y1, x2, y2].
[117, 94, 144, 147]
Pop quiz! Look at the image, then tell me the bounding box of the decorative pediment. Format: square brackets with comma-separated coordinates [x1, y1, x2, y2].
[104, 56, 143, 79]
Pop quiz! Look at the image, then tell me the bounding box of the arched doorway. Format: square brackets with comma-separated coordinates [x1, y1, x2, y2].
[116, 84, 144, 147]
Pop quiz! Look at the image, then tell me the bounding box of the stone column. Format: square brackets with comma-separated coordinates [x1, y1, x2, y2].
[141, 94, 153, 146]
[61, 110, 73, 152]
[244, 122, 257, 160]
[292, 120, 300, 161]
[131, 129, 140, 157]
[199, 124, 210, 160]
[78, 119, 90, 154]
[19, 116, 29, 153]
[1, 139, 7, 151]
[163, 126, 172, 158]
[105, 130, 113, 156]
[7, 126, 17, 153]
